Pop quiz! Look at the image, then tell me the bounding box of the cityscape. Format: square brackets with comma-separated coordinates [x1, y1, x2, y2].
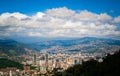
[0, 44, 119, 76]
[0, 0, 120, 76]
[0, 49, 105, 76]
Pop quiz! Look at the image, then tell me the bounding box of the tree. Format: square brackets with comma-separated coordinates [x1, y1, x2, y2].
[9, 49, 15, 56]
[0, 53, 8, 57]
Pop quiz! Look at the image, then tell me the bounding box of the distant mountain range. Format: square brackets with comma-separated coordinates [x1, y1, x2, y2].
[0, 37, 120, 56]
[30, 37, 120, 54]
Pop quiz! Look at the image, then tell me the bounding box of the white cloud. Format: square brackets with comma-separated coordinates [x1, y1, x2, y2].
[0, 7, 120, 39]
[32, 12, 45, 20]
[46, 7, 75, 18]
[73, 10, 98, 21]
[114, 16, 120, 23]
[97, 13, 112, 21]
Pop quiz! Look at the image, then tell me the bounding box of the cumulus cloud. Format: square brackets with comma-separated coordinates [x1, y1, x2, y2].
[0, 7, 120, 39]
[46, 7, 75, 18]
[114, 16, 120, 23]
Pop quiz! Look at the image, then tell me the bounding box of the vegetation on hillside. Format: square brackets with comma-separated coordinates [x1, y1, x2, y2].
[0, 58, 23, 69]
[0, 39, 27, 56]
[54, 50, 120, 76]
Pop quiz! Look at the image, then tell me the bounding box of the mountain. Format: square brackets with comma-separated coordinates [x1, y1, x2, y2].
[0, 39, 28, 56]
[26, 37, 120, 54]
[1, 37, 120, 55]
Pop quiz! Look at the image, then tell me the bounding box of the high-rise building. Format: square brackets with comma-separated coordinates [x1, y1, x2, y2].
[9, 70, 12, 76]
[33, 54, 36, 65]
[45, 54, 48, 72]
[55, 59, 61, 68]
[39, 53, 49, 74]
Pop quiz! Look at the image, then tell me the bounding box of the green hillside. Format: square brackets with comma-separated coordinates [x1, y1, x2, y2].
[55, 50, 120, 76]
[0, 58, 23, 69]
[0, 39, 27, 56]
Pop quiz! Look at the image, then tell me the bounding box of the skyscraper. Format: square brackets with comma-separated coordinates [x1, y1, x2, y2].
[9, 70, 12, 76]
[33, 54, 36, 65]
[45, 54, 48, 72]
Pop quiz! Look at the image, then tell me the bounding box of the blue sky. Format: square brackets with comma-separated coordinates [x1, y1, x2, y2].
[0, 0, 120, 39]
[0, 0, 120, 16]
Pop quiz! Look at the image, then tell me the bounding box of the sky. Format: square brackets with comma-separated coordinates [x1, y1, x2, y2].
[0, 0, 120, 39]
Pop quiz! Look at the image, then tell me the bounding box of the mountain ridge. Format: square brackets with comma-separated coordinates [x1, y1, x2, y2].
[0, 37, 120, 56]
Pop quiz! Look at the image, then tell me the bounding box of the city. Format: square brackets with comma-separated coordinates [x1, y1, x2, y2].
[0, 0, 120, 76]
[0, 50, 105, 76]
